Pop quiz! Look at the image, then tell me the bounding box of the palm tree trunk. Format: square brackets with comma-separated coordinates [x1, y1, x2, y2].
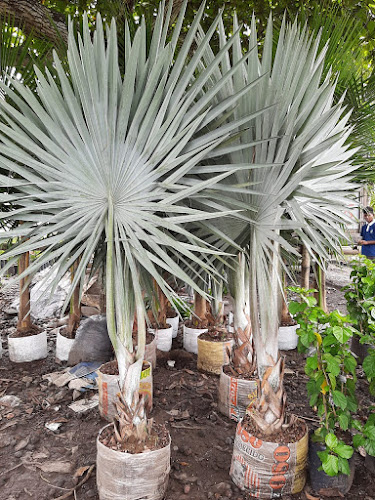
[67, 260, 80, 338]
[312, 263, 327, 312]
[280, 295, 291, 325]
[194, 291, 208, 323]
[153, 279, 169, 326]
[228, 253, 250, 332]
[317, 266, 327, 312]
[0, 0, 68, 44]
[105, 202, 142, 405]
[301, 245, 310, 289]
[212, 280, 224, 324]
[17, 251, 31, 333]
[249, 239, 286, 435]
[280, 270, 293, 325]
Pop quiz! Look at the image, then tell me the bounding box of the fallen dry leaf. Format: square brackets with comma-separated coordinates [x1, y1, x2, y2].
[74, 465, 90, 478]
[166, 409, 180, 416]
[167, 381, 180, 390]
[177, 410, 190, 420]
[38, 461, 73, 474]
[190, 380, 204, 388]
[49, 418, 68, 424]
[358, 446, 366, 457]
[0, 420, 18, 431]
[285, 368, 295, 375]
[32, 452, 49, 460]
[304, 490, 321, 500]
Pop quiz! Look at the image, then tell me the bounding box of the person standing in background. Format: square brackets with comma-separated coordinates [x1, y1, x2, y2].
[358, 206, 375, 260]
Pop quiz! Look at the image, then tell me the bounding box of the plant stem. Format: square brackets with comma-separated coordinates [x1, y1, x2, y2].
[106, 200, 117, 351]
[301, 245, 310, 289]
[67, 260, 80, 338]
[17, 251, 31, 333]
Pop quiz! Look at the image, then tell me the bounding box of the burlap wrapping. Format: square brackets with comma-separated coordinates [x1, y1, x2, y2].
[183, 325, 208, 354]
[97, 424, 171, 500]
[230, 419, 308, 498]
[8, 330, 47, 363]
[197, 336, 233, 374]
[98, 361, 153, 421]
[218, 370, 257, 421]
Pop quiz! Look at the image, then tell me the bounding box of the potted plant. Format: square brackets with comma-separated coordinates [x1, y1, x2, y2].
[218, 321, 257, 420]
[55, 260, 81, 362]
[146, 279, 175, 352]
[289, 287, 359, 496]
[0, 4, 264, 498]
[343, 257, 375, 473]
[184, 275, 234, 373]
[8, 249, 47, 363]
[0, 16, 57, 364]
[197, 324, 234, 374]
[182, 282, 210, 353]
[183, 275, 232, 358]
[191, 12, 359, 498]
[278, 270, 299, 351]
[353, 330, 375, 473]
[343, 256, 375, 362]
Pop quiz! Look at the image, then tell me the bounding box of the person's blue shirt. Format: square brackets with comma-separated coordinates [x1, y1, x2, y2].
[360, 222, 375, 257]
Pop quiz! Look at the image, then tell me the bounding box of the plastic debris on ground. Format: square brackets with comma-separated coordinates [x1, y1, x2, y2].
[42, 361, 103, 412]
[68, 394, 99, 413]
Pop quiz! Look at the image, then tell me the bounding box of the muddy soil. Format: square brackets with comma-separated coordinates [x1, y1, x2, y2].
[0, 264, 374, 500]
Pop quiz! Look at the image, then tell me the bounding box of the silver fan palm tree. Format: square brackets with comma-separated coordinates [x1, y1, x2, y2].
[190, 14, 359, 434]
[0, 2, 267, 418]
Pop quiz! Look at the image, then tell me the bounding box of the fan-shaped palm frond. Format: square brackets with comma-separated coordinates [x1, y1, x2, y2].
[0, 2, 267, 406]
[187, 14, 359, 433]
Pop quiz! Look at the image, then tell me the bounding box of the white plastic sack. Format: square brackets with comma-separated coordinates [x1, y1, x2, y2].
[278, 325, 299, 350]
[183, 325, 207, 354]
[11, 268, 71, 320]
[8, 330, 47, 362]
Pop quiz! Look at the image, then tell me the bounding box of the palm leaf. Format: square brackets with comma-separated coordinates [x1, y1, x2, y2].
[0, 3, 265, 399]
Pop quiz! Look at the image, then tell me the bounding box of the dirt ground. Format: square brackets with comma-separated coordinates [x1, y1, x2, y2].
[0, 263, 374, 500]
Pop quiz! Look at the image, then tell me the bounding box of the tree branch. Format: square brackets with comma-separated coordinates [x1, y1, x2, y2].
[0, 0, 68, 44]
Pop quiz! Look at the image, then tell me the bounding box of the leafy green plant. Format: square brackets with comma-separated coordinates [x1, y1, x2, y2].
[343, 256, 375, 337]
[353, 411, 375, 458]
[363, 347, 375, 396]
[317, 433, 354, 477]
[342, 257, 375, 458]
[289, 287, 359, 476]
[355, 337, 375, 457]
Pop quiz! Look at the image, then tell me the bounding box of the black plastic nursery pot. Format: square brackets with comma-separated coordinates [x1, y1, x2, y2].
[365, 453, 375, 474]
[308, 440, 355, 497]
[350, 335, 372, 364]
